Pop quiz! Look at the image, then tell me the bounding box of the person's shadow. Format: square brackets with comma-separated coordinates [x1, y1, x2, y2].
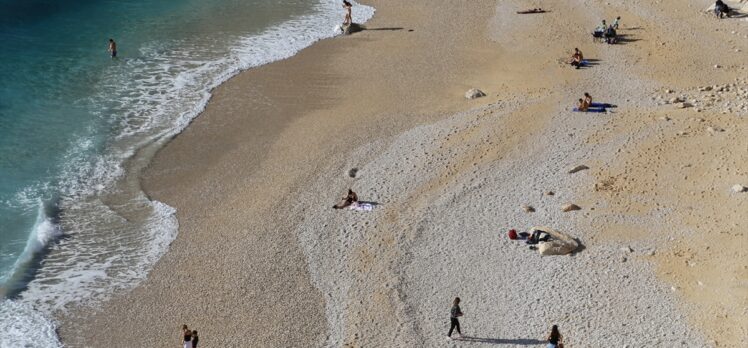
[457, 336, 546, 345]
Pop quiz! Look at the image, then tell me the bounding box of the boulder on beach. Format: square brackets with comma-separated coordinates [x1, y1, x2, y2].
[561, 203, 581, 212]
[532, 226, 580, 256]
[465, 88, 486, 99]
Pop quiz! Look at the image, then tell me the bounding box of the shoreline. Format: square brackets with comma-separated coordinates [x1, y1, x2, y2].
[57, 1, 508, 346]
[58, 0, 747, 347]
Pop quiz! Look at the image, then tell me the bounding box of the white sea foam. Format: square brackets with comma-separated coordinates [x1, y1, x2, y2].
[0, 300, 61, 348]
[0, 1, 375, 346]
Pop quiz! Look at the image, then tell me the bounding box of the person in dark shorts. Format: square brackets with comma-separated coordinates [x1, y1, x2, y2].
[447, 297, 464, 340]
[191, 330, 199, 348]
[181, 325, 192, 348]
[108, 39, 117, 59]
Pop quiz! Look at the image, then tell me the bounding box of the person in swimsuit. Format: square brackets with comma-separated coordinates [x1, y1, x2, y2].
[333, 189, 358, 209]
[546, 325, 563, 348]
[342, 1, 353, 25]
[569, 48, 583, 68]
[181, 325, 192, 348]
[577, 98, 588, 112]
[191, 330, 199, 348]
[446, 297, 464, 340]
[583, 93, 592, 108]
[108, 39, 117, 59]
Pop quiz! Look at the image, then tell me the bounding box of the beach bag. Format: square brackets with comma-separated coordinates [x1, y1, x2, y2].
[508, 229, 518, 240]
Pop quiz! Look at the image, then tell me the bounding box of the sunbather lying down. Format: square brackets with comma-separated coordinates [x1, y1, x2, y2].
[517, 8, 545, 14]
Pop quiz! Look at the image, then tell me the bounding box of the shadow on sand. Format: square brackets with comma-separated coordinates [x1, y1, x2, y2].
[457, 336, 546, 345]
[346, 23, 405, 34]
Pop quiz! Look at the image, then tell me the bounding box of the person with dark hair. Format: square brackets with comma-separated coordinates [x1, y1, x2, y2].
[446, 297, 464, 340]
[342, 1, 353, 25]
[108, 39, 117, 59]
[333, 189, 358, 209]
[569, 48, 584, 69]
[547, 325, 563, 348]
[613, 16, 621, 29]
[181, 325, 192, 348]
[577, 98, 588, 112]
[191, 330, 199, 348]
[604, 24, 617, 44]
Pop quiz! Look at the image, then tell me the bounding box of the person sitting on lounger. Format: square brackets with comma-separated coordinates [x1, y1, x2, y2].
[333, 189, 358, 209]
[569, 48, 584, 68]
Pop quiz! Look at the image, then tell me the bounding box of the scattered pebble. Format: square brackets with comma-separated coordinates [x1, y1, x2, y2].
[521, 204, 535, 213]
[568, 164, 589, 174]
[465, 88, 486, 99]
[561, 203, 581, 212]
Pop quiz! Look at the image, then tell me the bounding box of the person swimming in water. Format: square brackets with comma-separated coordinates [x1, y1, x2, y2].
[108, 38, 117, 59]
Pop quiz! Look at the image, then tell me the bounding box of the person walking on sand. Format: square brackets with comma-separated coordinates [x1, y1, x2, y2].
[546, 325, 563, 348]
[446, 297, 464, 340]
[613, 16, 621, 30]
[342, 0, 353, 25]
[191, 330, 199, 348]
[181, 325, 192, 348]
[108, 39, 117, 59]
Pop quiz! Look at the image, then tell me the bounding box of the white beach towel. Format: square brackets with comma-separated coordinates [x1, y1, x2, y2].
[349, 202, 373, 211]
[531, 226, 579, 256]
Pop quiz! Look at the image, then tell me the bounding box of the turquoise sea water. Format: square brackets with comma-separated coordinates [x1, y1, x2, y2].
[0, 0, 373, 345]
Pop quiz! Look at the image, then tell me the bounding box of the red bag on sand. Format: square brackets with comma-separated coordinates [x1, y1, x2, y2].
[508, 229, 518, 240]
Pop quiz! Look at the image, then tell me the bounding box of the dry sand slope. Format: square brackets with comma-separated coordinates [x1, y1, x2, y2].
[59, 0, 746, 347]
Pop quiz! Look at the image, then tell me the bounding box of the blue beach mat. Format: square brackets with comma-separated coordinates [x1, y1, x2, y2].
[573, 107, 607, 113]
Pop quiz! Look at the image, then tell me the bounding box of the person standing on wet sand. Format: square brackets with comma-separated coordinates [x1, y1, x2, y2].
[108, 39, 117, 59]
[342, 1, 353, 25]
[447, 297, 464, 340]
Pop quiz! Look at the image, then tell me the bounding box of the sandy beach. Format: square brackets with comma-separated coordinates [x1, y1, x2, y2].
[59, 0, 746, 347]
